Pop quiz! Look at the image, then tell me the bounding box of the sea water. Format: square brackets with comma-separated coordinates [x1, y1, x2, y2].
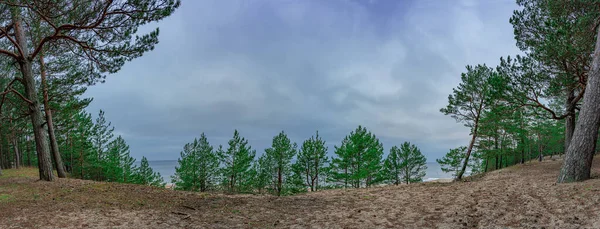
[145, 160, 454, 183]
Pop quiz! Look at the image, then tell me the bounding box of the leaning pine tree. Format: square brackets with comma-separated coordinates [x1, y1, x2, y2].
[440, 65, 501, 181]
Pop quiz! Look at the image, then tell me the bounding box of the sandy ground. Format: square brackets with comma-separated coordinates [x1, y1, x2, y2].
[0, 157, 599, 229]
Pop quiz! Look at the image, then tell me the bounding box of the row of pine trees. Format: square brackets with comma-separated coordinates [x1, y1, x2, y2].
[172, 126, 429, 195]
[0, 108, 164, 187]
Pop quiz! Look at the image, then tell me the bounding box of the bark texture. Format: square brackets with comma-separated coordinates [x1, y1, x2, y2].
[557, 26, 600, 183]
[12, 10, 54, 181]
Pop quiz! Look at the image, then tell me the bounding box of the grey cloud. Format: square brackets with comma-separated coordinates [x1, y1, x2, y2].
[85, 0, 521, 161]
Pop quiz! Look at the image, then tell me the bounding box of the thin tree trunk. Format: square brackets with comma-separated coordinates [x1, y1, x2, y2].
[80, 132, 84, 179]
[314, 155, 319, 191]
[494, 135, 499, 170]
[27, 137, 32, 167]
[557, 26, 600, 183]
[499, 155, 503, 169]
[69, 132, 73, 173]
[12, 136, 20, 169]
[0, 134, 4, 171]
[456, 122, 479, 181]
[484, 156, 489, 172]
[495, 155, 499, 170]
[277, 166, 282, 196]
[1, 135, 8, 169]
[12, 8, 53, 181]
[39, 53, 67, 178]
[5, 137, 10, 169]
[538, 140, 543, 162]
[305, 167, 311, 191]
[0, 134, 3, 174]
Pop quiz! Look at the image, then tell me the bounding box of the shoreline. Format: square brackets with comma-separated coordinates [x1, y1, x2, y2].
[164, 177, 454, 189]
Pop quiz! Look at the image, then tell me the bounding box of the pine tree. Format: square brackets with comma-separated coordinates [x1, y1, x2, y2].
[104, 136, 136, 183]
[437, 147, 467, 179]
[132, 157, 165, 187]
[440, 65, 502, 180]
[172, 133, 220, 192]
[263, 131, 297, 196]
[218, 130, 256, 193]
[329, 126, 384, 188]
[252, 154, 272, 194]
[68, 111, 95, 179]
[293, 131, 329, 191]
[398, 142, 427, 183]
[380, 142, 427, 184]
[328, 141, 351, 188]
[90, 110, 114, 181]
[381, 146, 403, 185]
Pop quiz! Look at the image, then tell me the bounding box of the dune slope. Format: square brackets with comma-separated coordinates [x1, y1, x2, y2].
[0, 157, 599, 229]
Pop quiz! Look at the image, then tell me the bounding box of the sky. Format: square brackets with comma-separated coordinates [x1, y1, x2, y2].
[84, 0, 522, 161]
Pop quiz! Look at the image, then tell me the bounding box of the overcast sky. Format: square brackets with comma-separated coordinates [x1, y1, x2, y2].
[84, 0, 522, 161]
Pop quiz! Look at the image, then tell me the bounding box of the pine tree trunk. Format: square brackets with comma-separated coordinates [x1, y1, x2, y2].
[4, 137, 10, 169]
[11, 136, 20, 169]
[0, 137, 3, 174]
[499, 155, 503, 169]
[538, 142, 543, 162]
[69, 132, 74, 173]
[564, 89, 576, 153]
[27, 137, 32, 167]
[305, 168, 311, 191]
[484, 156, 489, 172]
[314, 156, 319, 191]
[456, 125, 478, 181]
[39, 54, 67, 178]
[495, 155, 499, 170]
[0, 135, 4, 170]
[12, 9, 54, 181]
[277, 166, 282, 196]
[80, 133, 84, 179]
[1, 135, 6, 169]
[557, 26, 600, 183]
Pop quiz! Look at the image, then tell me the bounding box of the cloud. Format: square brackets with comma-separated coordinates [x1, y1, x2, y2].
[85, 0, 521, 161]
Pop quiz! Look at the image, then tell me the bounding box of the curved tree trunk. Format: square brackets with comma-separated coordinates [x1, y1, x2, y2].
[40, 53, 67, 178]
[456, 121, 479, 181]
[557, 26, 600, 183]
[12, 9, 54, 181]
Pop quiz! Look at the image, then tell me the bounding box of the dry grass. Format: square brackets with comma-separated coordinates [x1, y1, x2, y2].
[1, 158, 599, 228]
